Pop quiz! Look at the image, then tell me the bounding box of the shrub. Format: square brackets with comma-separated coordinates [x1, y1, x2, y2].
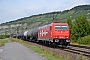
[0, 35, 10, 39]
[77, 35, 90, 45]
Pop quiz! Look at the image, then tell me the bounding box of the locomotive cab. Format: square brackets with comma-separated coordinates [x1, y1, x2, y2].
[51, 22, 70, 46]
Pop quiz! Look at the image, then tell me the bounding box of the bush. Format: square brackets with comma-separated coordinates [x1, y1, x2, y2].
[0, 35, 10, 39]
[77, 35, 90, 45]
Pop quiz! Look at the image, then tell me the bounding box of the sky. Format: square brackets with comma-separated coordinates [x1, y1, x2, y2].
[0, 0, 90, 24]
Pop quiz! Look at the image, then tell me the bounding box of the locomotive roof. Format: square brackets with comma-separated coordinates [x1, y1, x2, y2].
[52, 22, 68, 26]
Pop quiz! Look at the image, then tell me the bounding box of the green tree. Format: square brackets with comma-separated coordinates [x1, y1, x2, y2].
[67, 17, 73, 39]
[67, 17, 72, 29]
[72, 16, 90, 40]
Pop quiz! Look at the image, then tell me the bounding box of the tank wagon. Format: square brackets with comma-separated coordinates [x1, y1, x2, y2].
[23, 31, 28, 40]
[27, 28, 38, 42]
[19, 32, 24, 39]
[16, 34, 20, 39]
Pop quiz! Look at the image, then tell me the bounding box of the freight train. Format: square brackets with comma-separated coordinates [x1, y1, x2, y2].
[14, 22, 70, 47]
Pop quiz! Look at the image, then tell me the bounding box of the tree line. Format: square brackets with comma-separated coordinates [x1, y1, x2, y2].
[67, 15, 90, 45]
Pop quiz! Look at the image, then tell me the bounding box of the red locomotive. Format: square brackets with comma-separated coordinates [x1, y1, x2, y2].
[38, 22, 70, 47]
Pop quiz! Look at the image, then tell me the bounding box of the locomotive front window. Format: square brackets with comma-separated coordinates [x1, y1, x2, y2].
[62, 26, 68, 30]
[55, 26, 62, 30]
[55, 26, 68, 30]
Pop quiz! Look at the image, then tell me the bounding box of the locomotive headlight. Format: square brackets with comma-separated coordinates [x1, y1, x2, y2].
[66, 40, 70, 42]
[66, 36, 68, 38]
[55, 36, 58, 38]
[55, 39, 59, 42]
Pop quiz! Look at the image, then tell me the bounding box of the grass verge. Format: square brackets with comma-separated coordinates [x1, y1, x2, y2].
[0, 39, 8, 47]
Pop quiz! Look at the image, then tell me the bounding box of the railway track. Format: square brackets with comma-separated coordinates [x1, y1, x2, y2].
[70, 44, 90, 49]
[25, 41, 90, 58]
[64, 44, 90, 57]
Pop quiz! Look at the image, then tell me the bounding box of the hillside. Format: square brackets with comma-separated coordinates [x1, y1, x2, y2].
[0, 5, 90, 35]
